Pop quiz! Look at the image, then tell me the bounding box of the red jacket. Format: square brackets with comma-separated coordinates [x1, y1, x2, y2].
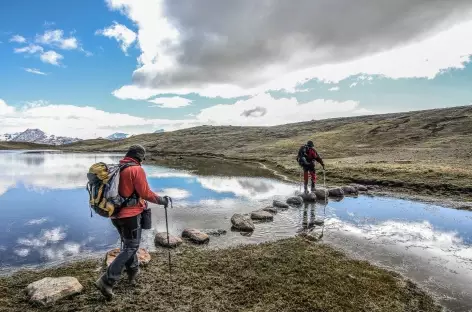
[307, 148, 324, 166]
[113, 157, 160, 219]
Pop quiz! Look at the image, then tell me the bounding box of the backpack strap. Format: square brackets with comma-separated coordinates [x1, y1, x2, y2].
[119, 162, 140, 207]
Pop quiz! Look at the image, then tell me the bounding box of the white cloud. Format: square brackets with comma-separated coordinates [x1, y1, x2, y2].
[24, 68, 47, 75]
[14, 44, 43, 54]
[0, 99, 15, 115]
[349, 82, 358, 88]
[26, 218, 49, 225]
[40, 50, 63, 66]
[14, 248, 30, 257]
[148, 96, 192, 108]
[36, 29, 78, 50]
[161, 188, 190, 199]
[104, 1, 472, 99]
[17, 227, 66, 247]
[96, 21, 137, 54]
[10, 35, 26, 43]
[328, 86, 340, 91]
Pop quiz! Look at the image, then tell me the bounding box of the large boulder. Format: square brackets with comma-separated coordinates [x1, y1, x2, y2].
[105, 248, 151, 266]
[251, 210, 274, 221]
[231, 214, 255, 232]
[342, 185, 359, 195]
[328, 187, 345, 198]
[26, 277, 83, 306]
[286, 196, 304, 206]
[182, 228, 210, 244]
[203, 229, 227, 236]
[352, 184, 368, 192]
[314, 188, 328, 200]
[154, 232, 183, 248]
[262, 207, 278, 214]
[273, 200, 289, 209]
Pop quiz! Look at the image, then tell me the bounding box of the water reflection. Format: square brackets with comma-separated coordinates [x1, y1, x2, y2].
[1, 151, 472, 308]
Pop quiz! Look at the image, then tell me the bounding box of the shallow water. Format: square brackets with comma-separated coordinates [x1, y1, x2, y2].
[0, 151, 471, 310]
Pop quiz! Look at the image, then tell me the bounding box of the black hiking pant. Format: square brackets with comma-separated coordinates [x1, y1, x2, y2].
[103, 214, 142, 286]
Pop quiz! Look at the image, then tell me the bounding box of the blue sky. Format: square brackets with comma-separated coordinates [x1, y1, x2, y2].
[1, 0, 472, 138]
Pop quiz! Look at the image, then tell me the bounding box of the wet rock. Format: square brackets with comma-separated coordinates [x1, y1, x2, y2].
[26, 277, 83, 306]
[251, 210, 274, 221]
[367, 185, 380, 191]
[299, 228, 324, 242]
[352, 184, 368, 192]
[262, 207, 278, 214]
[286, 196, 304, 206]
[314, 188, 328, 200]
[231, 213, 255, 232]
[300, 192, 317, 202]
[313, 219, 325, 226]
[273, 200, 289, 209]
[182, 228, 210, 244]
[106, 248, 152, 266]
[342, 185, 359, 195]
[203, 229, 227, 236]
[328, 187, 345, 198]
[154, 232, 183, 248]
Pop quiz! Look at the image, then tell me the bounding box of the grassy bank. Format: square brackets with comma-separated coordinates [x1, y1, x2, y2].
[0, 238, 441, 312]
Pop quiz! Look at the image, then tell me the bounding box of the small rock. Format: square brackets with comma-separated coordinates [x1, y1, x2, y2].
[154, 232, 183, 248]
[328, 187, 345, 198]
[182, 228, 210, 244]
[106, 248, 152, 266]
[352, 184, 368, 192]
[231, 213, 255, 232]
[250, 210, 274, 221]
[203, 229, 227, 236]
[273, 200, 289, 209]
[26, 277, 83, 306]
[342, 185, 359, 195]
[262, 207, 278, 214]
[314, 188, 328, 200]
[313, 219, 325, 226]
[300, 192, 317, 202]
[286, 196, 304, 206]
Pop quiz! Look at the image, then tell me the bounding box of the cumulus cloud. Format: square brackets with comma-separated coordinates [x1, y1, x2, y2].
[36, 29, 78, 50]
[0, 92, 372, 139]
[105, 0, 472, 99]
[161, 188, 190, 199]
[14, 44, 43, 54]
[10, 35, 26, 43]
[40, 50, 63, 65]
[328, 87, 340, 92]
[148, 96, 192, 108]
[24, 68, 47, 75]
[96, 21, 137, 54]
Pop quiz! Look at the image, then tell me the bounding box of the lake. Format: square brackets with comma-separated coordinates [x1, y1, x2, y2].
[0, 151, 471, 310]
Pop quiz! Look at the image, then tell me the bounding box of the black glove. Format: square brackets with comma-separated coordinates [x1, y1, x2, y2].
[322, 164, 326, 170]
[157, 195, 173, 208]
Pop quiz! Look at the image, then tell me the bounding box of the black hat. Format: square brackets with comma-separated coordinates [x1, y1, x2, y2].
[125, 144, 146, 162]
[307, 140, 314, 147]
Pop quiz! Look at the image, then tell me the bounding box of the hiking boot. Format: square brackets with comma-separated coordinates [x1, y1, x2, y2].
[311, 183, 316, 193]
[127, 268, 140, 286]
[95, 276, 114, 300]
[303, 184, 309, 194]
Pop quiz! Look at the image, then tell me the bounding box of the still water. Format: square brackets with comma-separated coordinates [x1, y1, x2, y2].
[0, 151, 471, 310]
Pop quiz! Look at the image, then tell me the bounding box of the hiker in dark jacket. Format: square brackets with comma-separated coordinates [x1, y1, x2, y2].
[297, 140, 325, 193]
[95, 144, 169, 299]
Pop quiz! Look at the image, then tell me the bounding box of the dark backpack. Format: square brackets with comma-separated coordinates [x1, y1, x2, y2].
[296, 145, 309, 165]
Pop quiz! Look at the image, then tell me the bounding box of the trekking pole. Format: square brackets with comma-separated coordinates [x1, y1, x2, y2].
[163, 196, 173, 291]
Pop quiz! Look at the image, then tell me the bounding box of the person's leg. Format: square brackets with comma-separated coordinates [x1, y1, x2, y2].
[310, 170, 317, 191]
[124, 214, 141, 285]
[99, 215, 141, 290]
[303, 166, 309, 193]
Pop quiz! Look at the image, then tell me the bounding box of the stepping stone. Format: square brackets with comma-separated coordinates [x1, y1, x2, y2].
[352, 184, 368, 192]
[273, 200, 289, 209]
[182, 228, 210, 244]
[250, 210, 274, 221]
[286, 196, 304, 206]
[26, 277, 83, 306]
[328, 187, 345, 198]
[342, 185, 359, 195]
[300, 192, 317, 202]
[231, 214, 255, 232]
[313, 219, 325, 226]
[262, 207, 278, 214]
[154, 232, 183, 248]
[314, 188, 328, 200]
[106, 248, 152, 266]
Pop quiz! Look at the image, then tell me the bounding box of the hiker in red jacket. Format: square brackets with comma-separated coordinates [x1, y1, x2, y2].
[297, 140, 325, 193]
[95, 144, 169, 299]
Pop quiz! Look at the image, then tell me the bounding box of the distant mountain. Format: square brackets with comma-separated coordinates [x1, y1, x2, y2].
[0, 129, 81, 145]
[106, 132, 129, 140]
[154, 129, 165, 133]
[0, 132, 20, 141]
